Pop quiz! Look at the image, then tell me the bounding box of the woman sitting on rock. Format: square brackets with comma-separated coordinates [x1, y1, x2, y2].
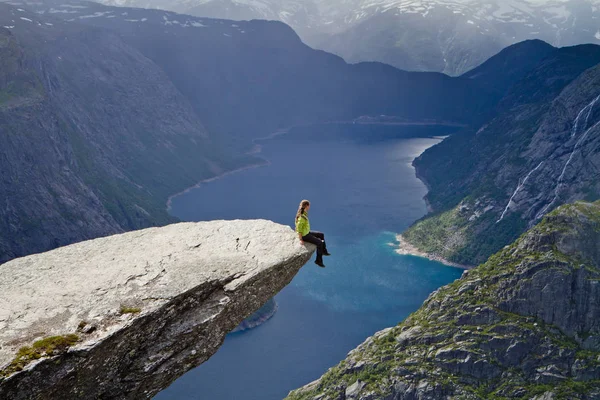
[295, 199, 330, 268]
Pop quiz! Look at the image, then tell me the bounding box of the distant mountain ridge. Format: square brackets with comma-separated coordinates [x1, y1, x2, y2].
[97, 0, 318, 29]
[93, 0, 600, 75]
[6, 0, 499, 138]
[314, 0, 600, 75]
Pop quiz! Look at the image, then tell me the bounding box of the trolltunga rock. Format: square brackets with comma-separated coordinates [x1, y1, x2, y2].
[0, 220, 314, 399]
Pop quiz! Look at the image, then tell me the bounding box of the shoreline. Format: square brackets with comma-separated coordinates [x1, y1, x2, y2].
[414, 168, 434, 214]
[395, 234, 473, 270]
[411, 135, 449, 214]
[166, 127, 294, 212]
[396, 135, 474, 270]
[166, 118, 461, 212]
[166, 160, 269, 212]
[166, 125, 302, 212]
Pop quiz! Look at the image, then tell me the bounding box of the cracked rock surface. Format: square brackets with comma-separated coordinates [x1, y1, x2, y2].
[0, 219, 314, 399]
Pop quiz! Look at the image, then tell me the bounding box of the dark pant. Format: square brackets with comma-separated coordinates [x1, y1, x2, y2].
[302, 231, 327, 262]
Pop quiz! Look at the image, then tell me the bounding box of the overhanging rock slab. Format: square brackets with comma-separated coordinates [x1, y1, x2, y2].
[0, 219, 314, 399]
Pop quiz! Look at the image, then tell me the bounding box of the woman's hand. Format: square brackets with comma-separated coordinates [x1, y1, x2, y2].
[300, 240, 304, 245]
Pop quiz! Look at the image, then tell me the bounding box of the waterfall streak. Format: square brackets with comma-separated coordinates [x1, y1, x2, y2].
[570, 95, 600, 138]
[536, 119, 600, 219]
[497, 162, 544, 223]
[583, 95, 600, 131]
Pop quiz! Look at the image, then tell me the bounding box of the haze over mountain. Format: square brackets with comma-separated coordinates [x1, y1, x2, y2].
[0, 0, 497, 263]
[2, 0, 598, 264]
[94, 0, 600, 75]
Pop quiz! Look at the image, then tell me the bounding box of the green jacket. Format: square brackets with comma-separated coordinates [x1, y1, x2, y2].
[296, 213, 310, 237]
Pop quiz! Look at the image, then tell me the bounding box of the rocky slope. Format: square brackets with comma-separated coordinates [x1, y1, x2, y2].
[402, 43, 600, 266]
[0, 3, 251, 263]
[0, 219, 314, 399]
[287, 201, 600, 399]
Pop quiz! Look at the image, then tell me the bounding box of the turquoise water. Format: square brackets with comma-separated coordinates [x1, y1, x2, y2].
[155, 124, 463, 400]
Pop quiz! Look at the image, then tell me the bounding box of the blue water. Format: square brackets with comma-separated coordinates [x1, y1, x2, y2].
[155, 124, 463, 400]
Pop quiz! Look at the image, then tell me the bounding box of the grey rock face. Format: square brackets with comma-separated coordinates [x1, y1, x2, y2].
[497, 203, 600, 350]
[286, 202, 600, 399]
[0, 219, 314, 399]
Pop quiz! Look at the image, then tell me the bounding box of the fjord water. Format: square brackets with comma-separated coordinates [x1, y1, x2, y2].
[156, 124, 463, 400]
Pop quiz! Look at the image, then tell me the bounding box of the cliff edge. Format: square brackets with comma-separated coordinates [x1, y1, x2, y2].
[0, 219, 313, 399]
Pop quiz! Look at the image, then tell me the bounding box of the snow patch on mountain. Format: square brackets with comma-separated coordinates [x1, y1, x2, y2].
[4, 0, 599, 75]
[92, 0, 600, 41]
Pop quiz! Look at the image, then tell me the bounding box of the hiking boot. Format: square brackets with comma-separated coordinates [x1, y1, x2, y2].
[315, 260, 326, 268]
[323, 251, 331, 256]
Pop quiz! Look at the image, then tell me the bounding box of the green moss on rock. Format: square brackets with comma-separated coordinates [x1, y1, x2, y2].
[1, 334, 79, 378]
[119, 306, 142, 315]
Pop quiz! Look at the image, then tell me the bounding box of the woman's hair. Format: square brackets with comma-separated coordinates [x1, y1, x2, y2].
[295, 200, 310, 222]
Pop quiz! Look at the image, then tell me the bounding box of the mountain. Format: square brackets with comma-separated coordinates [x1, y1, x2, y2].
[401, 42, 600, 266]
[93, 0, 600, 76]
[312, 0, 600, 76]
[99, 0, 317, 28]
[0, 3, 254, 263]
[287, 201, 600, 399]
[0, 0, 509, 263]
[460, 39, 556, 96]
[6, 0, 503, 141]
[2, 0, 596, 266]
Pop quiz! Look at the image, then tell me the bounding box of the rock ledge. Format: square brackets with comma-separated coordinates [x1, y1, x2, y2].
[0, 219, 313, 399]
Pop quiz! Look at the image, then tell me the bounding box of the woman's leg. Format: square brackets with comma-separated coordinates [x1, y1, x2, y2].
[302, 233, 324, 263]
[309, 231, 329, 255]
[310, 231, 324, 240]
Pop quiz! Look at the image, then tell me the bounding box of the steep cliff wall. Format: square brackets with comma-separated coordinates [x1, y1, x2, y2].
[403, 47, 600, 266]
[0, 220, 314, 399]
